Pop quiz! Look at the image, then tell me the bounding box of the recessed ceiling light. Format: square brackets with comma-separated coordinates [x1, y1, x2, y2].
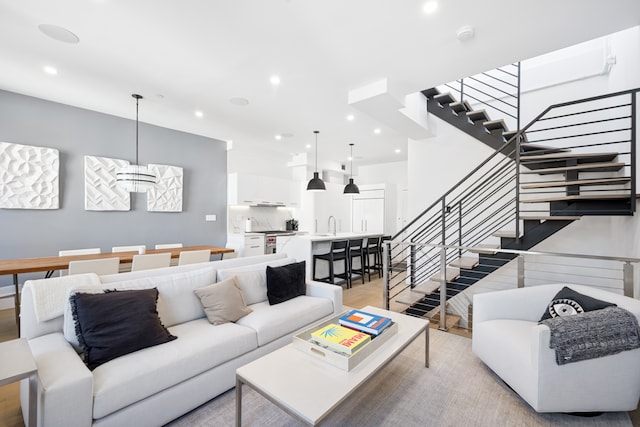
[346, 114, 355, 121]
[305, 144, 311, 149]
[43, 66, 58, 75]
[195, 110, 204, 118]
[275, 134, 282, 140]
[229, 97, 249, 106]
[374, 128, 381, 134]
[395, 149, 401, 154]
[270, 75, 281, 86]
[423, 1, 438, 14]
[38, 24, 80, 44]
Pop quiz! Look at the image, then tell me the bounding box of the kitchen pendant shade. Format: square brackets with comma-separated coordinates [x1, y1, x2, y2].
[307, 171, 326, 191]
[117, 94, 156, 192]
[116, 164, 156, 192]
[307, 130, 326, 192]
[343, 178, 359, 194]
[343, 143, 360, 194]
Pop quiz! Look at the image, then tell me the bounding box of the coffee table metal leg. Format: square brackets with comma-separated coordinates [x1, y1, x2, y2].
[28, 373, 37, 427]
[425, 326, 430, 368]
[236, 376, 242, 427]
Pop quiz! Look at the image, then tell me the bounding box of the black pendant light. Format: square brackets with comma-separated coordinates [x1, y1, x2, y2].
[343, 143, 360, 194]
[306, 130, 326, 191]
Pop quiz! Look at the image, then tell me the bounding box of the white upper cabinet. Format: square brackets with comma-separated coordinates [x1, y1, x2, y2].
[228, 173, 299, 207]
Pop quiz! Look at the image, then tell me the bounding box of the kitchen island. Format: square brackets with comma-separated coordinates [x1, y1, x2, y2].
[279, 232, 383, 282]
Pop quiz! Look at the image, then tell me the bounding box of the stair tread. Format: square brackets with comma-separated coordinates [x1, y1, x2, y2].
[467, 109, 490, 122]
[433, 92, 456, 105]
[520, 143, 568, 154]
[428, 267, 460, 283]
[449, 256, 479, 269]
[469, 244, 500, 254]
[521, 193, 633, 203]
[483, 119, 508, 132]
[521, 177, 631, 189]
[492, 229, 517, 238]
[421, 87, 440, 99]
[520, 151, 619, 161]
[520, 215, 582, 221]
[520, 161, 625, 174]
[450, 100, 472, 114]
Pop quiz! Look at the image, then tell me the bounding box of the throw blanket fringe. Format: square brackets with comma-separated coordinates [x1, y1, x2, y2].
[541, 306, 640, 365]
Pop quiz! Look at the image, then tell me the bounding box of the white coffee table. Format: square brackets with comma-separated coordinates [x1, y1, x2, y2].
[235, 306, 429, 426]
[0, 338, 38, 427]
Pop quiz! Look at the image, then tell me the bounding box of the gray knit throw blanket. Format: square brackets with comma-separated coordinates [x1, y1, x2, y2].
[541, 306, 640, 365]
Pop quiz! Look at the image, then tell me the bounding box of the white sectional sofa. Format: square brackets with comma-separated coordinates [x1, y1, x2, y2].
[19, 253, 342, 427]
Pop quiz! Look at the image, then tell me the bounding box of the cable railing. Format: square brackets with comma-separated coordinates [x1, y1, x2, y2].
[386, 87, 639, 327]
[383, 242, 639, 331]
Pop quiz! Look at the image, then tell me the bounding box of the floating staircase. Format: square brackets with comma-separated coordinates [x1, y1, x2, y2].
[389, 81, 638, 325]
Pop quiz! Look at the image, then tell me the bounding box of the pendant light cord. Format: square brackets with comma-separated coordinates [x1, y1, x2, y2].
[132, 94, 143, 165]
[314, 130, 319, 172]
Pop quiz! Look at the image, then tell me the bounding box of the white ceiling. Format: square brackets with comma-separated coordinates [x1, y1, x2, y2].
[1, 0, 639, 167]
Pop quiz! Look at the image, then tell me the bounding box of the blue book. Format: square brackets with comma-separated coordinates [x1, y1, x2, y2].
[338, 310, 392, 336]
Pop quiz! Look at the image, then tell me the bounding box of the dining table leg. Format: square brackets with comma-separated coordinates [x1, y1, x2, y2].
[13, 274, 20, 333]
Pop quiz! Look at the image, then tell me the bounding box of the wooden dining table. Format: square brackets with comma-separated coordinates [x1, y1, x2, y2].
[0, 245, 234, 329]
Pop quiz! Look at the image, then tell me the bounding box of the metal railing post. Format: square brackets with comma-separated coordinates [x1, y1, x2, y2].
[517, 255, 525, 288]
[623, 261, 633, 298]
[631, 91, 636, 212]
[439, 246, 448, 331]
[383, 241, 390, 310]
[515, 61, 521, 244]
[409, 242, 416, 287]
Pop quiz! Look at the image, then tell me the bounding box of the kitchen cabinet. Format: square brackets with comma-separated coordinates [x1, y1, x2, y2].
[228, 173, 299, 207]
[352, 189, 385, 234]
[243, 234, 265, 257]
[310, 183, 351, 234]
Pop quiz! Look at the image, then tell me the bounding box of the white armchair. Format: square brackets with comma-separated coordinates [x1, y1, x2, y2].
[472, 283, 640, 413]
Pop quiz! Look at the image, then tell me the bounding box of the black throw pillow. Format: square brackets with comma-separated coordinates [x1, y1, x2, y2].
[266, 261, 306, 305]
[70, 288, 177, 370]
[539, 286, 617, 322]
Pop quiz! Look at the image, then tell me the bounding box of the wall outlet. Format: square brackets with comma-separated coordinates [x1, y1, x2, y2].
[205, 214, 217, 221]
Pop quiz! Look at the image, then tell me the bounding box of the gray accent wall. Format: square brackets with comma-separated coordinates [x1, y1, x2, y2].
[0, 90, 227, 286]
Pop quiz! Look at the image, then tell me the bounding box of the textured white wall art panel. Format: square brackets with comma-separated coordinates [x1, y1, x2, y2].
[0, 142, 59, 209]
[84, 156, 131, 211]
[147, 164, 183, 212]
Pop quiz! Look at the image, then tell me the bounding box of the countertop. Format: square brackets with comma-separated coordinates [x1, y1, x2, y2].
[290, 232, 382, 242]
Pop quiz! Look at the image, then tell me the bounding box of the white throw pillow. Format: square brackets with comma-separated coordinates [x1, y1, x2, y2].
[217, 258, 295, 305]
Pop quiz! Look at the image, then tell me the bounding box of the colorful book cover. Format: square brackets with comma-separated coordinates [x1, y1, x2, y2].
[310, 323, 371, 355]
[338, 310, 392, 336]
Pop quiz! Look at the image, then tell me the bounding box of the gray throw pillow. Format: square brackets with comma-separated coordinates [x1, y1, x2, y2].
[194, 276, 252, 325]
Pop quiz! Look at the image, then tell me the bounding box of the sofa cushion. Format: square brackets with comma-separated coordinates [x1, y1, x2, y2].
[539, 286, 616, 321]
[70, 288, 177, 370]
[266, 261, 306, 305]
[237, 295, 333, 346]
[194, 276, 252, 325]
[91, 318, 257, 419]
[217, 257, 295, 305]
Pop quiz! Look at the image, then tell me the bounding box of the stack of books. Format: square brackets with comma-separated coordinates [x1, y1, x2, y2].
[338, 309, 392, 336]
[310, 324, 371, 355]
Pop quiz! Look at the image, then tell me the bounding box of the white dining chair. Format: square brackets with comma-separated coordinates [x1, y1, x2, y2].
[178, 249, 211, 266]
[68, 257, 120, 276]
[59, 248, 101, 256]
[58, 248, 102, 275]
[155, 243, 183, 249]
[131, 253, 172, 271]
[112, 245, 146, 254]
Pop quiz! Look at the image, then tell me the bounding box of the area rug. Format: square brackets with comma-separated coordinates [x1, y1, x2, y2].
[166, 329, 631, 427]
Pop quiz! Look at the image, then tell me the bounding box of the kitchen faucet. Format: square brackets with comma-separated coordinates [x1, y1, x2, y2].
[328, 215, 336, 236]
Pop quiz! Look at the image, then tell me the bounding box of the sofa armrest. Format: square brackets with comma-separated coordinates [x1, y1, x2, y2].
[473, 285, 566, 323]
[306, 280, 343, 315]
[22, 333, 93, 427]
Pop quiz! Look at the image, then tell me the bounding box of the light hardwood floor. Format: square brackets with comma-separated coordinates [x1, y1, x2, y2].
[1, 279, 638, 426]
